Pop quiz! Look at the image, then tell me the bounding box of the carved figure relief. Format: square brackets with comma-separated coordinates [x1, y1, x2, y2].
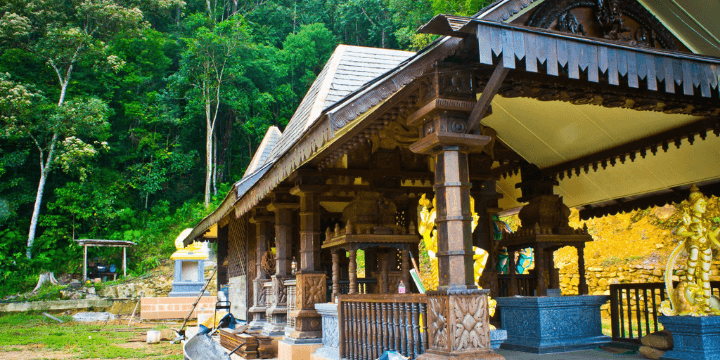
[451, 295, 489, 351]
[595, 0, 629, 41]
[527, 0, 679, 51]
[428, 296, 448, 350]
[273, 276, 287, 305]
[557, 11, 585, 35]
[257, 281, 266, 306]
[322, 316, 340, 349]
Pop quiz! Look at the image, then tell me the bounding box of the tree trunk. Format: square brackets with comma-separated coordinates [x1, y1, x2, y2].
[205, 120, 213, 208]
[27, 133, 57, 259]
[32, 272, 58, 293]
[212, 129, 217, 196]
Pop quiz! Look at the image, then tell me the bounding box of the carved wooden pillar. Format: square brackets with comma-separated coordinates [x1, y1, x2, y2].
[508, 250, 518, 296]
[288, 184, 326, 340]
[535, 244, 547, 296]
[548, 249, 560, 290]
[401, 249, 410, 293]
[264, 193, 297, 336]
[332, 250, 340, 301]
[348, 248, 358, 295]
[379, 253, 389, 294]
[577, 245, 588, 295]
[409, 65, 504, 360]
[249, 205, 273, 330]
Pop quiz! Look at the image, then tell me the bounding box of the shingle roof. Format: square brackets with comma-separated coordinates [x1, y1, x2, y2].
[264, 45, 413, 165]
[243, 126, 281, 178]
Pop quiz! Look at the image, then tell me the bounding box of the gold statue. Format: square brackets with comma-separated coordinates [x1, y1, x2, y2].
[661, 185, 720, 316]
[171, 228, 209, 260]
[418, 194, 495, 320]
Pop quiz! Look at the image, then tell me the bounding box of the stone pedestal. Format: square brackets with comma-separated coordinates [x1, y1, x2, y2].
[497, 295, 610, 354]
[287, 272, 326, 340]
[311, 303, 340, 360]
[169, 260, 209, 297]
[249, 278, 270, 330]
[417, 289, 504, 360]
[263, 275, 289, 336]
[658, 315, 720, 360]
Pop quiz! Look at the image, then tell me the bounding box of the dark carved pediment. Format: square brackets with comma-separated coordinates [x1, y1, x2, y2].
[526, 0, 679, 51]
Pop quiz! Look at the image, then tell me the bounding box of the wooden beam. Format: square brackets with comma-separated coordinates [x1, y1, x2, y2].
[468, 61, 509, 132]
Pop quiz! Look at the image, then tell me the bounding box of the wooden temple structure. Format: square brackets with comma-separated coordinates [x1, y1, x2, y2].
[183, 0, 720, 359]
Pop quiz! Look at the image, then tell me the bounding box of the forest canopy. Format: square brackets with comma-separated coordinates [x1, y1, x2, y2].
[0, 0, 489, 294]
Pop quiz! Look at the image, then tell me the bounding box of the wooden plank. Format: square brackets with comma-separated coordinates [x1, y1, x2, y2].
[513, 30, 525, 62]
[665, 57, 675, 93]
[646, 54, 657, 91]
[588, 45, 599, 83]
[547, 37, 558, 76]
[557, 38, 568, 67]
[491, 27, 503, 57]
[674, 58, 684, 86]
[608, 47, 618, 85]
[637, 53, 647, 80]
[599, 46, 609, 73]
[536, 36, 547, 64]
[683, 60, 694, 95]
[468, 61, 509, 132]
[502, 28, 515, 69]
[578, 43, 589, 71]
[700, 64, 711, 97]
[627, 51, 638, 88]
[525, 33, 537, 73]
[42, 312, 64, 323]
[617, 50, 628, 76]
[569, 41, 580, 79]
[478, 24, 492, 65]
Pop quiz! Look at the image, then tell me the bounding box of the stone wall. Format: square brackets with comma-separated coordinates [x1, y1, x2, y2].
[228, 275, 247, 320]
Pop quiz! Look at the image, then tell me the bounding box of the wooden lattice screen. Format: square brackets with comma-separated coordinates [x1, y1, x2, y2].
[228, 213, 248, 278]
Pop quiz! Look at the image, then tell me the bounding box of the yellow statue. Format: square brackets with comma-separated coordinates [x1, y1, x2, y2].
[661, 185, 720, 316]
[171, 228, 209, 260]
[418, 194, 495, 320]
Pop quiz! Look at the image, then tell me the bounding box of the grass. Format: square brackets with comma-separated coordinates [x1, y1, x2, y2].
[0, 312, 182, 359]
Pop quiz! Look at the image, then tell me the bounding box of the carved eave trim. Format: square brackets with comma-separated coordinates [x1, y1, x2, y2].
[501, 234, 593, 249]
[542, 117, 720, 181]
[420, 16, 720, 98]
[579, 181, 720, 220]
[321, 234, 420, 249]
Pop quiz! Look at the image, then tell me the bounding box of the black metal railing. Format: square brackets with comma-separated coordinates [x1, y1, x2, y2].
[610, 281, 720, 343]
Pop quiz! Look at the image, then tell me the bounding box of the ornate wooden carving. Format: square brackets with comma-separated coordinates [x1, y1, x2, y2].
[527, 0, 679, 50]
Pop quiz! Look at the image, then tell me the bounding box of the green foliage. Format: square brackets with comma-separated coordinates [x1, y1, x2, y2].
[0, 0, 494, 295]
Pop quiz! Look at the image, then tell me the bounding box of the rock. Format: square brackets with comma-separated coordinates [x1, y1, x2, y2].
[639, 345, 665, 359]
[641, 330, 673, 350]
[69, 279, 82, 289]
[73, 312, 117, 322]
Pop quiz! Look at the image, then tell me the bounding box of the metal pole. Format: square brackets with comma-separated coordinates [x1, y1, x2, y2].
[123, 247, 127, 278]
[83, 245, 87, 282]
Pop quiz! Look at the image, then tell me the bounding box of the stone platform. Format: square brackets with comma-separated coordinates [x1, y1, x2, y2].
[140, 296, 216, 320]
[659, 315, 720, 360]
[497, 295, 610, 354]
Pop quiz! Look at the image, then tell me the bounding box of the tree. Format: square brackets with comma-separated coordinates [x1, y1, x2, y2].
[0, 0, 146, 258]
[174, 14, 249, 208]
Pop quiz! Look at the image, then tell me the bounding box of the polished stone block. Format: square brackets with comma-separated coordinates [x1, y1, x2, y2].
[497, 295, 610, 354]
[490, 329, 507, 349]
[311, 303, 339, 360]
[659, 315, 720, 360]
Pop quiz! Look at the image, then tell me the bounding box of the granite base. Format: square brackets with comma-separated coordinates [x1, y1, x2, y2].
[497, 295, 610, 354]
[659, 315, 720, 360]
[490, 329, 507, 350]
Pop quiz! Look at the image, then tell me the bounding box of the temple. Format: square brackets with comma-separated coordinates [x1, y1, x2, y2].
[182, 1, 720, 359]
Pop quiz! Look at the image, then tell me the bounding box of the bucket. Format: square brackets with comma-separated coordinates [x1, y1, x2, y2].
[147, 330, 161, 344]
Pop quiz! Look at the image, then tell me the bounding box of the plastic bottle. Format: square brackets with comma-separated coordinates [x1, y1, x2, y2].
[398, 280, 406, 294]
